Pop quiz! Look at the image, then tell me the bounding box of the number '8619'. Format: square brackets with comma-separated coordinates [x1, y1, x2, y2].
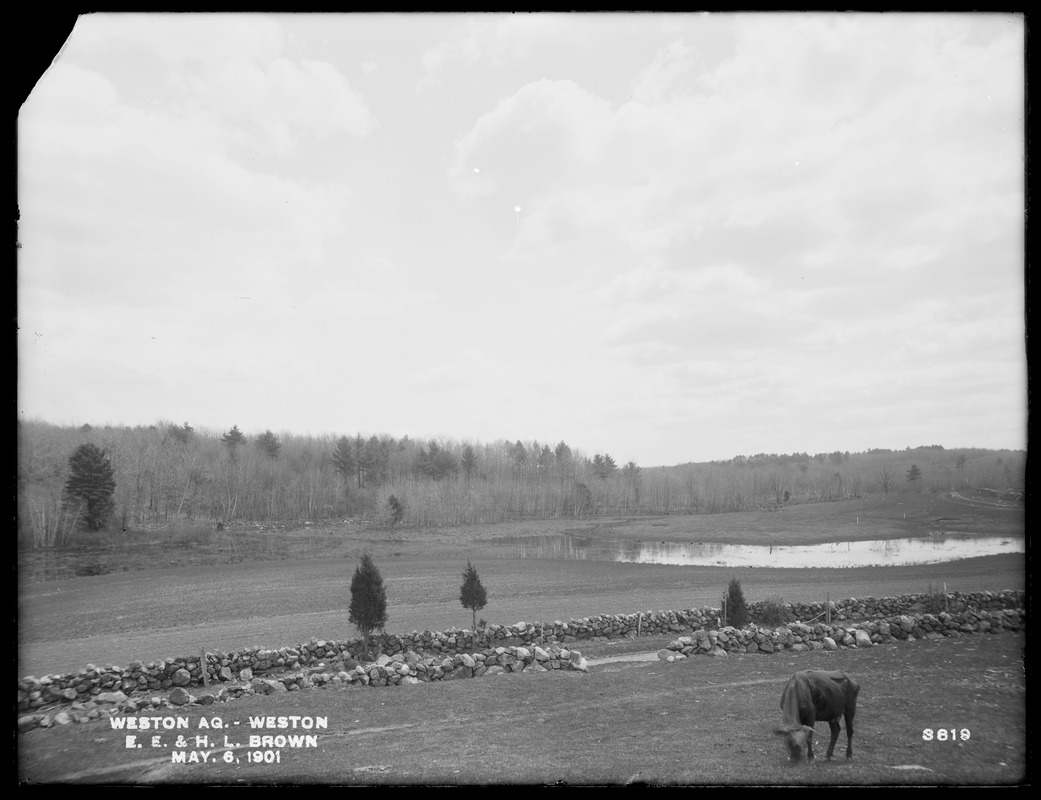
[923, 728, 970, 741]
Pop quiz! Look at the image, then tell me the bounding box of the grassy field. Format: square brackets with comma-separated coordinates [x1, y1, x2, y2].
[18, 493, 1024, 677]
[17, 492, 1027, 785]
[18, 632, 1026, 785]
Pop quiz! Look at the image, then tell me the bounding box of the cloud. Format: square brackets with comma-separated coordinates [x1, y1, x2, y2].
[18, 14, 1025, 463]
[188, 56, 377, 155]
[19, 29, 365, 314]
[418, 13, 571, 91]
[451, 14, 1022, 288]
[449, 78, 613, 199]
[629, 39, 696, 105]
[440, 13, 1022, 459]
[74, 13, 286, 70]
[71, 13, 377, 156]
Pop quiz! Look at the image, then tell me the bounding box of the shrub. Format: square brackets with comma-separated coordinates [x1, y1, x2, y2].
[757, 595, 792, 627]
[722, 577, 749, 629]
[74, 557, 112, 577]
[167, 523, 214, 547]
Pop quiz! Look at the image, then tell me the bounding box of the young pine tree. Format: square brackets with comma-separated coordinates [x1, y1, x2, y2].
[348, 552, 388, 659]
[722, 576, 749, 629]
[221, 425, 246, 452]
[387, 495, 405, 526]
[255, 430, 282, 459]
[459, 560, 488, 631]
[65, 443, 117, 532]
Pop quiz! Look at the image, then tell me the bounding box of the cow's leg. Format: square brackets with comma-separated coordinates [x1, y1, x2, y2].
[805, 727, 815, 762]
[825, 719, 840, 760]
[844, 712, 855, 760]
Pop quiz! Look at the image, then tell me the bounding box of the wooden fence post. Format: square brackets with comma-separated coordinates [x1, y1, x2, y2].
[200, 647, 209, 687]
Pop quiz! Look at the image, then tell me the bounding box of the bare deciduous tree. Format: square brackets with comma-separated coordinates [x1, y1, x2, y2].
[873, 464, 894, 495]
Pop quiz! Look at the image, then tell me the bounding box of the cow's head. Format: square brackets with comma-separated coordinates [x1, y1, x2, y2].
[774, 725, 814, 762]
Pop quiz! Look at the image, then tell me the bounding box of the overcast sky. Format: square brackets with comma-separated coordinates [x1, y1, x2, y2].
[17, 12, 1026, 466]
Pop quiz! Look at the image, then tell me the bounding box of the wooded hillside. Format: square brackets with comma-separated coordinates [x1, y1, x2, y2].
[17, 419, 1025, 547]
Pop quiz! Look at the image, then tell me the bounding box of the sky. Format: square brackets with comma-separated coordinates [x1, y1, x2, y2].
[17, 12, 1026, 467]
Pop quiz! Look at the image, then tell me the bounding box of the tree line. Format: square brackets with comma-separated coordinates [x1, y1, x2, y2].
[16, 419, 1025, 546]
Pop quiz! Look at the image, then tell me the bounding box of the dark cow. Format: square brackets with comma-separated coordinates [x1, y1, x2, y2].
[775, 670, 860, 762]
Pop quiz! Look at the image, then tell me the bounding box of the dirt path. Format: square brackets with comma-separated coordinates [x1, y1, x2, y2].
[586, 652, 660, 667]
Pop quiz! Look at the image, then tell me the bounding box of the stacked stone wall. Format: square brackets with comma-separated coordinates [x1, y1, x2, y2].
[17, 590, 1024, 729]
[657, 606, 1023, 660]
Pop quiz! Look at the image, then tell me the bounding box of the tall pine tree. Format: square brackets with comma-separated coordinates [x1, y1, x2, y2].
[349, 552, 388, 658]
[65, 443, 116, 532]
[331, 436, 355, 494]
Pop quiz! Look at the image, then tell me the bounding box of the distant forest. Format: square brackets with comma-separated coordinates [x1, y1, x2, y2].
[17, 419, 1026, 547]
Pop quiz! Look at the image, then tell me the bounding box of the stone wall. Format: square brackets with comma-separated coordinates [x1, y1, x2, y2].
[745, 589, 1023, 624]
[16, 643, 591, 731]
[16, 589, 1024, 730]
[657, 607, 1024, 660]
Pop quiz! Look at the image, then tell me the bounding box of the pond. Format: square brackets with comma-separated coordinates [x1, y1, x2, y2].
[481, 533, 1023, 569]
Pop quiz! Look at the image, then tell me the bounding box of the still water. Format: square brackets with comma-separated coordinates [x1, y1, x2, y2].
[483, 533, 1022, 569]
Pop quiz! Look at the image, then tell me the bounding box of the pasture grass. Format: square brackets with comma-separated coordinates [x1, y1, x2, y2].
[18, 549, 1024, 677]
[17, 491, 1025, 678]
[17, 493, 1026, 785]
[18, 632, 1026, 785]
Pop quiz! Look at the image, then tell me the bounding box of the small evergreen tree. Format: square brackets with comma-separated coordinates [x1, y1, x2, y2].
[906, 464, 922, 492]
[348, 552, 388, 659]
[222, 425, 246, 455]
[722, 576, 749, 629]
[65, 443, 116, 532]
[459, 560, 488, 630]
[169, 421, 194, 444]
[387, 494, 405, 526]
[256, 430, 281, 459]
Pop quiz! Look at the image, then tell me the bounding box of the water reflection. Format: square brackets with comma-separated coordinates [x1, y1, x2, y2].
[485, 533, 1022, 568]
